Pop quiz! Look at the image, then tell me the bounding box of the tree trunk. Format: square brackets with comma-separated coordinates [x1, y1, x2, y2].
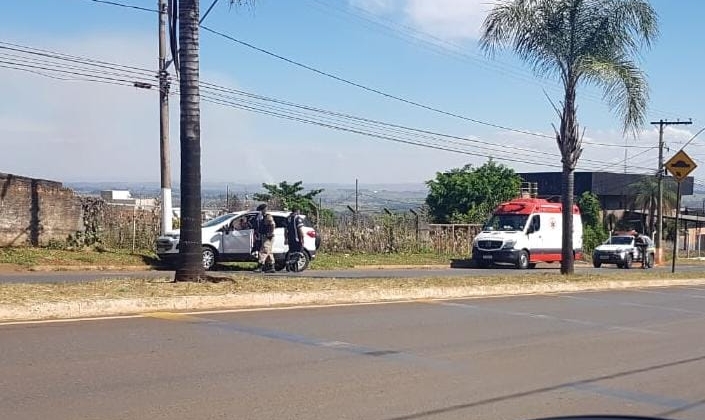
[560, 165, 575, 274]
[557, 77, 581, 275]
[175, 0, 204, 282]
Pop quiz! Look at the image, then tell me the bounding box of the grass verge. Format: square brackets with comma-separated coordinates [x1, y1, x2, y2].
[0, 247, 156, 268]
[4, 269, 705, 306]
[0, 247, 461, 270]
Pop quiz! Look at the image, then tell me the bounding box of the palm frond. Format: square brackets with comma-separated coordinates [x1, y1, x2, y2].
[580, 53, 648, 133]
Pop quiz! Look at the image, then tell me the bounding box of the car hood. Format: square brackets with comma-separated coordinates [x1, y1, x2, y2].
[594, 244, 632, 252]
[159, 226, 221, 239]
[475, 231, 522, 241]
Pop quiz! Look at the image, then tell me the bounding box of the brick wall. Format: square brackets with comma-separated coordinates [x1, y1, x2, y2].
[0, 172, 83, 247]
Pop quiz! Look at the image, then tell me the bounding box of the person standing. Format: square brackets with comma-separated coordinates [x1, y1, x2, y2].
[286, 206, 306, 254]
[254, 204, 276, 273]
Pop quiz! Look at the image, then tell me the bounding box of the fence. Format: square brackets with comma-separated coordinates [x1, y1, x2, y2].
[90, 204, 483, 255]
[100, 203, 161, 251]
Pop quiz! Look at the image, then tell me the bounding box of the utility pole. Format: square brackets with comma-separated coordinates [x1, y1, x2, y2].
[158, 0, 173, 235]
[355, 178, 359, 214]
[651, 119, 692, 264]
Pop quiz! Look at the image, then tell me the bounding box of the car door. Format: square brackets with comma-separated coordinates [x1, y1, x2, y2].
[527, 214, 543, 257]
[221, 215, 253, 256]
[272, 215, 288, 254]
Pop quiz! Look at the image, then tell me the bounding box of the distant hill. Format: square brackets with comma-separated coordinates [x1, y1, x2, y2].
[65, 181, 428, 212]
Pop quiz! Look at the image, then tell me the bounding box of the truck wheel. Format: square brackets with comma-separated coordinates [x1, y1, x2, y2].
[593, 260, 602, 268]
[516, 250, 530, 269]
[202, 246, 217, 271]
[528, 263, 537, 269]
[623, 254, 632, 269]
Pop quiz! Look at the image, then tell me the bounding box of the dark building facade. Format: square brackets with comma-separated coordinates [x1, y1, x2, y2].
[518, 172, 694, 211]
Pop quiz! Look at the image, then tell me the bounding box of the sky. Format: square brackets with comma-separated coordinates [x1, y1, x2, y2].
[0, 0, 703, 188]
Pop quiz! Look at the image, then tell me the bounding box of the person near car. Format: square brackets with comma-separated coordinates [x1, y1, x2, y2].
[285, 205, 306, 253]
[254, 204, 276, 273]
[251, 204, 265, 258]
[633, 231, 648, 269]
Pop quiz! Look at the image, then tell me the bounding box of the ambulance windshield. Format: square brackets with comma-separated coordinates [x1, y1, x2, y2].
[484, 214, 529, 232]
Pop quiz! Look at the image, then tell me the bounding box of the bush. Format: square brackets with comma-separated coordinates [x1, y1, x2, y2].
[583, 225, 609, 257]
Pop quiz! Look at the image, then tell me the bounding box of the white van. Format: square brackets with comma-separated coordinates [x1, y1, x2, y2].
[156, 210, 320, 271]
[471, 198, 583, 269]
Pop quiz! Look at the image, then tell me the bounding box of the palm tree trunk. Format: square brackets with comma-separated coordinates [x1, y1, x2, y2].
[175, 0, 204, 282]
[558, 77, 580, 275]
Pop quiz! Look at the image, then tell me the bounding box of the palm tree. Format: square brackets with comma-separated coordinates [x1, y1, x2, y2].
[174, 0, 254, 282]
[629, 177, 677, 235]
[480, 0, 658, 274]
[175, 0, 203, 282]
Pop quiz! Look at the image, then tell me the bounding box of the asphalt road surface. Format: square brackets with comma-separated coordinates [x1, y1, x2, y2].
[1, 263, 704, 283]
[3, 286, 705, 420]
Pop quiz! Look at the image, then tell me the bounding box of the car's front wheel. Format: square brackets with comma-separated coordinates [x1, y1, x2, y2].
[202, 246, 217, 271]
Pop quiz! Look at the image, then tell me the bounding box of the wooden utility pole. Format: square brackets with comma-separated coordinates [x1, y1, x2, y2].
[651, 119, 691, 264]
[158, 0, 173, 235]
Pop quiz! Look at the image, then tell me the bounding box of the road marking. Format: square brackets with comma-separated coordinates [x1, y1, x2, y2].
[0, 314, 144, 327]
[569, 382, 690, 409]
[143, 312, 202, 322]
[631, 288, 705, 299]
[561, 294, 705, 316]
[431, 301, 662, 335]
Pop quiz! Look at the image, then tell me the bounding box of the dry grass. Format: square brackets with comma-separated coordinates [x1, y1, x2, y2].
[4, 269, 705, 306]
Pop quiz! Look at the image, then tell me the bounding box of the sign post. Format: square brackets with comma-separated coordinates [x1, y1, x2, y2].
[665, 150, 697, 273]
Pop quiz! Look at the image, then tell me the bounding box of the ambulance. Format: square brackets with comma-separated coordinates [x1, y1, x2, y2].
[471, 198, 583, 269]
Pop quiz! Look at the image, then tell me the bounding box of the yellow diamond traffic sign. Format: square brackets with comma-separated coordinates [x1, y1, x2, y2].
[665, 150, 697, 182]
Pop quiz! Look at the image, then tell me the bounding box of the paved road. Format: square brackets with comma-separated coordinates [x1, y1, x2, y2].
[2, 286, 705, 419]
[1, 263, 704, 283]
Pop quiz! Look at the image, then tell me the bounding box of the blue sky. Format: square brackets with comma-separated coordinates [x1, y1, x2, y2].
[0, 0, 703, 187]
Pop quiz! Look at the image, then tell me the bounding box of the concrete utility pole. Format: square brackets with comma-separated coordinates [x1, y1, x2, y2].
[651, 119, 692, 264]
[158, 0, 173, 234]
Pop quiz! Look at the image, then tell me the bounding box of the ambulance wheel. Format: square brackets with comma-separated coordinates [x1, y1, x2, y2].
[516, 250, 530, 269]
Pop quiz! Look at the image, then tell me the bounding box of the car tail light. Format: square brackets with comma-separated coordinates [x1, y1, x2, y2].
[306, 230, 317, 238]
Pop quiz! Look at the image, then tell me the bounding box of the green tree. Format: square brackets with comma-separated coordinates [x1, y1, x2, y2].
[174, 0, 254, 282]
[253, 181, 324, 214]
[481, 0, 658, 274]
[577, 191, 608, 254]
[629, 177, 677, 235]
[426, 160, 522, 224]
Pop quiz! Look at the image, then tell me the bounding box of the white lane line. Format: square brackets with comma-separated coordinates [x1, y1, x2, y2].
[631, 288, 705, 299]
[561, 294, 705, 316]
[433, 301, 662, 335]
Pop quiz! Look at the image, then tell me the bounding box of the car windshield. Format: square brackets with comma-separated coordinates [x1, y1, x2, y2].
[483, 214, 528, 232]
[202, 214, 234, 228]
[606, 236, 633, 245]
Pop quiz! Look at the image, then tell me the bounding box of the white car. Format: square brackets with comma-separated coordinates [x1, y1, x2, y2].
[156, 210, 320, 271]
[592, 234, 654, 269]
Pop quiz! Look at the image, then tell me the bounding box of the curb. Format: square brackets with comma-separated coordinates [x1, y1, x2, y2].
[351, 264, 450, 270]
[3, 278, 705, 322]
[28, 265, 156, 272]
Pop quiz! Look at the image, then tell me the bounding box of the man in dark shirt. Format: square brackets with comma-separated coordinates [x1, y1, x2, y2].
[634, 231, 648, 269]
[286, 206, 305, 253]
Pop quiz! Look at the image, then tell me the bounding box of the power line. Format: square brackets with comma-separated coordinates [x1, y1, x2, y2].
[88, 0, 157, 13]
[85, 0, 665, 151]
[199, 25, 556, 140]
[0, 40, 659, 173]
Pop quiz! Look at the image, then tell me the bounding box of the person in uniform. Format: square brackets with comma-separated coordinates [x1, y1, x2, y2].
[254, 203, 276, 273]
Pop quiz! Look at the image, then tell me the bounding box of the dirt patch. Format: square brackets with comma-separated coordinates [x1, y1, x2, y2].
[0, 263, 25, 272]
